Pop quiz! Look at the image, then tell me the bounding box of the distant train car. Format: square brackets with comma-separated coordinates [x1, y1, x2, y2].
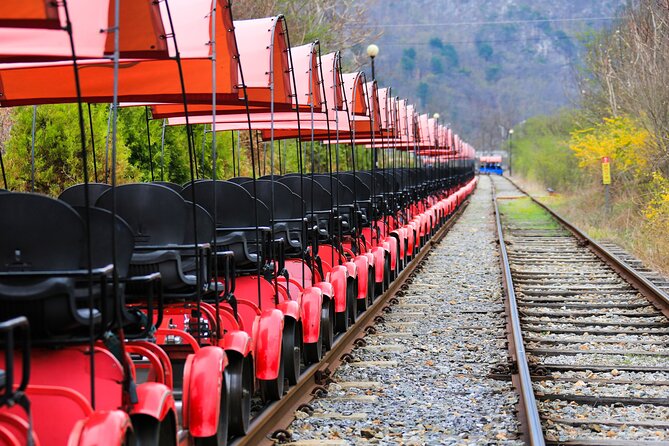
[478, 156, 503, 175]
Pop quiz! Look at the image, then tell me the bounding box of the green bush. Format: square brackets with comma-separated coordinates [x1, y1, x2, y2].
[510, 109, 582, 191]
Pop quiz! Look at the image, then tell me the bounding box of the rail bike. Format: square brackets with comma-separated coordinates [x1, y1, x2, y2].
[0, 1, 477, 445]
[478, 155, 504, 175]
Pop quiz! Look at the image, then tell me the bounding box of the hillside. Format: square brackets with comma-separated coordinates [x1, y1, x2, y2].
[359, 0, 628, 151]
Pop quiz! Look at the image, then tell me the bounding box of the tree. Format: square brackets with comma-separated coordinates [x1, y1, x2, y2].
[401, 47, 417, 72]
[430, 56, 444, 75]
[232, 0, 380, 67]
[485, 65, 502, 83]
[476, 42, 493, 61]
[417, 82, 429, 107]
[440, 44, 459, 68]
[579, 0, 669, 175]
[429, 37, 444, 49]
[3, 104, 139, 195]
[569, 115, 649, 181]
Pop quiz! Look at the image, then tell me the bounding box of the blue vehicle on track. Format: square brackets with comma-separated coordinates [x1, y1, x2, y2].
[478, 156, 503, 175]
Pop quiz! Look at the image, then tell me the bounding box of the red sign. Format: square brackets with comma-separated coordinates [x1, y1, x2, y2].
[602, 156, 610, 163]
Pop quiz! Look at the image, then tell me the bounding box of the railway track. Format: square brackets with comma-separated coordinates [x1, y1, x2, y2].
[492, 175, 669, 445]
[597, 242, 669, 298]
[237, 177, 526, 445]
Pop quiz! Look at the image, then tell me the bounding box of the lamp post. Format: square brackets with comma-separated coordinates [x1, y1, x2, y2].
[367, 44, 379, 169]
[367, 44, 379, 80]
[508, 128, 514, 177]
[433, 113, 440, 183]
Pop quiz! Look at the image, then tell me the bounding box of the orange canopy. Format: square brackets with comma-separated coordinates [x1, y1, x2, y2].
[0, 1, 170, 62]
[150, 16, 293, 118]
[0, 0, 238, 106]
[256, 51, 349, 141]
[0, 0, 60, 29]
[168, 42, 328, 132]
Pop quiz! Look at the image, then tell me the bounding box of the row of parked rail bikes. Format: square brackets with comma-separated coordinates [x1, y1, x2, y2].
[0, 1, 477, 445]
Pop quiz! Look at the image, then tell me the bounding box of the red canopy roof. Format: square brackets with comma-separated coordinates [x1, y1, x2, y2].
[0, 0, 60, 29]
[0, 0, 238, 106]
[150, 16, 294, 118]
[0, 1, 170, 62]
[165, 40, 338, 140]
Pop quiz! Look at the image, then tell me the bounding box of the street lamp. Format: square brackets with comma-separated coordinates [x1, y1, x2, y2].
[367, 44, 380, 169]
[367, 44, 379, 80]
[508, 128, 514, 177]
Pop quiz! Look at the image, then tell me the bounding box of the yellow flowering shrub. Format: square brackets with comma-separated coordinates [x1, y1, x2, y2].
[644, 172, 669, 232]
[569, 116, 650, 177]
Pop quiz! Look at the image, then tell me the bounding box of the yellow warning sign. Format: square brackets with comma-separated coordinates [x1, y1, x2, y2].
[601, 157, 611, 185]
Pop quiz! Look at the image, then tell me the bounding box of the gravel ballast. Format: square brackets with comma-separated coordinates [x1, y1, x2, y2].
[286, 175, 523, 445]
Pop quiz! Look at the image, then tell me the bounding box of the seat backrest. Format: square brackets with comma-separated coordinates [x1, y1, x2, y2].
[183, 202, 215, 245]
[239, 180, 303, 220]
[338, 173, 371, 201]
[313, 175, 355, 205]
[96, 184, 187, 246]
[357, 171, 384, 194]
[227, 176, 253, 185]
[181, 180, 270, 228]
[152, 181, 183, 194]
[58, 183, 111, 208]
[72, 207, 135, 278]
[277, 177, 331, 212]
[380, 170, 399, 193]
[0, 193, 83, 271]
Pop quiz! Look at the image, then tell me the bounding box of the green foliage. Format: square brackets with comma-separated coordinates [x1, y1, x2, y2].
[401, 47, 416, 72]
[417, 82, 429, 107]
[430, 57, 444, 75]
[553, 29, 576, 56]
[428, 37, 444, 49]
[485, 65, 502, 83]
[476, 42, 494, 61]
[440, 44, 459, 68]
[4, 104, 139, 195]
[510, 109, 582, 191]
[1, 102, 396, 197]
[498, 197, 560, 229]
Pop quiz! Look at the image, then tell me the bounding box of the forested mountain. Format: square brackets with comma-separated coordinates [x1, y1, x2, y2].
[359, 0, 628, 151]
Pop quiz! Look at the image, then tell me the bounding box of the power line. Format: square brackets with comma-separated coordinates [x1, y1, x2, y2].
[346, 16, 620, 28]
[382, 35, 581, 46]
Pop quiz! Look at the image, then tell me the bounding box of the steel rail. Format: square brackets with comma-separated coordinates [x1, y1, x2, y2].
[494, 174, 669, 445]
[491, 178, 546, 446]
[504, 176, 669, 319]
[232, 194, 473, 446]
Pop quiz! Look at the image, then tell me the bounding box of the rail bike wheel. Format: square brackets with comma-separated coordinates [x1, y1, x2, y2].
[321, 299, 334, 351]
[347, 278, 358, 324]
[334, 301, 349, 334]
[367, 268, 375, 305]
[303, 328, 323, 366]
[259, 352, 285, 402]
[228, 354, 253, 437]
[283, 320, 302, 386]
[132, 414, 177, 446]
[357, 293, 368, 312]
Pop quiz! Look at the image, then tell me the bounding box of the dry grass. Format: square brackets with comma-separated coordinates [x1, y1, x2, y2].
[511, 175, 669, 277]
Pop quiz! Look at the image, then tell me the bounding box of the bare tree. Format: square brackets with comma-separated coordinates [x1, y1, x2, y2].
[580, 0, 669, 174]
[232, 0, 380, 67]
